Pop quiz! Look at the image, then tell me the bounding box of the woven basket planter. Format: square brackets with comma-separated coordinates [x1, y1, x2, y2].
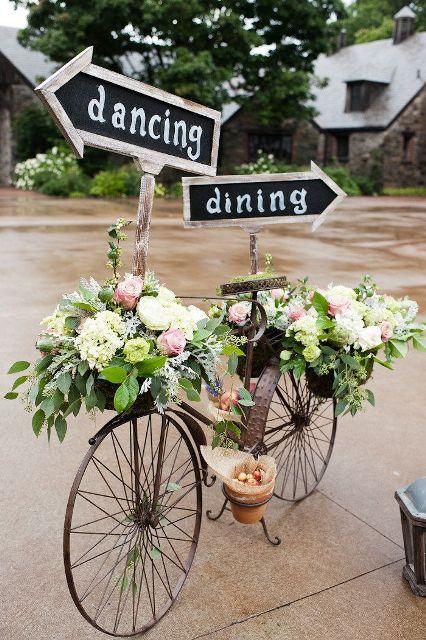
[305, 360, 373, 399]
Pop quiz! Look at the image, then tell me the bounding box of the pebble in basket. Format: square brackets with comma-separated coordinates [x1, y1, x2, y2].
[201, 446, 277, 524]
[210, 272, 426, 417]
[4, 219, 246, 442]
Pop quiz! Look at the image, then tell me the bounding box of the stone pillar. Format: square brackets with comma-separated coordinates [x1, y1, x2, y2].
[0, 105, 12, 186]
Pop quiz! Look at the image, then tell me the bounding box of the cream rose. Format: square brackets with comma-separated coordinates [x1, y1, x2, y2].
[357, 326, 382, 351]
[157, 286, 176, 306]
[328, 295, 352, 317]
[137, 296, 170, 331]
[228, 302, 250, 325]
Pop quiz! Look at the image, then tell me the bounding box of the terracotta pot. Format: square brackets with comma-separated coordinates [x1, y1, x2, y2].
[224, 484, 273, 524]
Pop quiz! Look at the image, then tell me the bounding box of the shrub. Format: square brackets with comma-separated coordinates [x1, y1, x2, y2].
[14, 147, 80, 191]
[236, 151, 304, 175]
[39, 169, 90, 196]
[323, 166, 361, 196]
[12, 105, 61, 161]
[164, 181, 182, 198]
[89, 169, 127, 197]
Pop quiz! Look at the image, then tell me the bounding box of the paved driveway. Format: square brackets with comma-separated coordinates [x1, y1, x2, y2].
[0, 190, 425, 639]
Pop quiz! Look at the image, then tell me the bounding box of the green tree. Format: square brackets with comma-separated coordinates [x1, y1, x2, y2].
[12, 104, 61, 161]
[13, 0, 344, 123]
[339, 1, 425, 45]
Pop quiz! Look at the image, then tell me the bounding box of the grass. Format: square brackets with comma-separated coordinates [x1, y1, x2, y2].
[383, 187, 426, 197]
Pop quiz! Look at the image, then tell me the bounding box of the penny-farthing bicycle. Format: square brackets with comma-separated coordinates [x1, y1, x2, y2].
[63, 271, 337, 637]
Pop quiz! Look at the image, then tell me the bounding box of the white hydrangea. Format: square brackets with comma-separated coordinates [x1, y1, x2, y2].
[334, 308, 365, 345]
[41, 306, 68, 335]
[75, 310, 125, 370]
[157, 286, 176, 306]
[168, 303, 199, 339]
[287, 314, 320, 346]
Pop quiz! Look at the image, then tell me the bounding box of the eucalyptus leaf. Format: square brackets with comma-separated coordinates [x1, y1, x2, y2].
[8, 360, 30, 374]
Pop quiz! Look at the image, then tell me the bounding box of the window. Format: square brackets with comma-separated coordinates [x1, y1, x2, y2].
[402, 131, 415, 163]
[335, 134, 349, 162]
[248, 132, 293, 161]
[347, 82, 366, 112]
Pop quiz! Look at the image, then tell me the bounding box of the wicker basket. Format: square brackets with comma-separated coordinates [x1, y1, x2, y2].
[305, 360, 373, 399]
[95, 379, 155, 415]
[237, 328, 284, 379]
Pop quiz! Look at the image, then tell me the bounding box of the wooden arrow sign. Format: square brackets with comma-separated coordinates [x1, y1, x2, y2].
[183, 162, 346, 231]
[35, 47, 221, 175]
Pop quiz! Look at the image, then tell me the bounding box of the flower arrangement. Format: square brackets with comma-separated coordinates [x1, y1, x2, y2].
[211, 275, 425, 416]
[5, 219, 245, 442]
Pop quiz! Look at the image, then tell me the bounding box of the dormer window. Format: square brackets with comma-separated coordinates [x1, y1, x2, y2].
[345, 80, 388, 113]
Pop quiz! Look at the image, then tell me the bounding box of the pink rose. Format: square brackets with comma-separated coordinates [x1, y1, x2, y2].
[114, 276, 144, 310]
[157, 328, 186, 356]
[288, 305, 307, 321]
[379, 320, 393, 342]
[328, 295, 351, 317]
[271, 288, 286, 300]
[219, 389, 239, 411]
[228, 302, 249, 325]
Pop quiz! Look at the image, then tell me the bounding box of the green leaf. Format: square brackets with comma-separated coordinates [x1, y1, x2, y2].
[57, 372, 72, 395]
[335, 400, 347, 416]
[320, 345, 337, 356]
[340, 354, 362, 371]
[12, 375, 28, 391]
[150, 377, 161, 399]
[40, 396, 55, 418]
[136, 356, 167, 377]
[85, 388, 98, 410]
[68, 384, 80, 405]
[120, 575, 129, 593]
[222, 344, 245, 357]
[86, 373, 95, 395]
[238, 399, 255, 407]
[312, 292, 329, 315]
[53, 388, 64, 411]
[373, 356, 393, 370]
[8, 360, 30, 374]
[35, 354, 53, 374]
[77, 361, 89, 376]
[227, 352, 238, 375]
[165, 482, 181, 492]
[32, 409, 45, 436]
[114, 384, 130, 413]
[125, 376, 139, 409]
[412, 335, 426, 352]
[72, 301, 96, 312]
[74, 373, 88, 396]
[95, 390, 106, 412]
[238, 387, 253, 402]
[55, 415, 67, 443]
[148, 545, 162, 561]
[293, 359, 306, 380]
[4, 391, 18, 399]
[389, 339, 408, 358]
[179, 378, 201, 402]
[99, 366, 127, 384]
[64, 316, 79, 331]
[366, 389, 375, 406]
[205, 317, 222, 333]
[63, 398, 81, 418]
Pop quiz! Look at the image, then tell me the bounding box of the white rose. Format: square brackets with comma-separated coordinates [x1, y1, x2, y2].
[157, 286, 176, 306]
[357, 326, 382, 351]
[137, 297, 170, 331]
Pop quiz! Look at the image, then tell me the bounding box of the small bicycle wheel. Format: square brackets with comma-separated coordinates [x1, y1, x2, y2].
[64, 411, 202, 637]
[260, 369, 337, 502]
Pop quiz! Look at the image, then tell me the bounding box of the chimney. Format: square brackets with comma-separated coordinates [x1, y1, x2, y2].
[393, 6, 416, 44]
[337, 29, 347, 51]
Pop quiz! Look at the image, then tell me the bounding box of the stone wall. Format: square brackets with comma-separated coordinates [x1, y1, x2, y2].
[0, 81, 37, 186]
[219, 108, 319, 171]
[382, 86, 426, 187]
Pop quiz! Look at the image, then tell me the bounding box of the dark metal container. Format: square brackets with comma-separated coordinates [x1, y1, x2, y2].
[395, 477, 426, 596]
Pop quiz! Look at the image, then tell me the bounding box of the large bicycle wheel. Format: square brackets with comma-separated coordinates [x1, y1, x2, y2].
[64, 411, 202, 637]
[249, 361, 337, 502]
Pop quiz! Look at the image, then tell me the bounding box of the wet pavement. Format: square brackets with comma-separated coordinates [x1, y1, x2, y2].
[0, 188, 425, 639]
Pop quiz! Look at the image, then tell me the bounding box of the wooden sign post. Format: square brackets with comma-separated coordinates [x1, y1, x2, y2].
[182, 163, 347, 275]
[35, 46, 221, 277]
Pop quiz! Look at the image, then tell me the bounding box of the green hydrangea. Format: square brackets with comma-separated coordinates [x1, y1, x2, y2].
[123, 337, 151, 364]
[302, 344, 321, 363]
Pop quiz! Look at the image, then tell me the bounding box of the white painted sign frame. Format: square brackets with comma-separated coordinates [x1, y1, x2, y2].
[35, 47, 221, 176]
[182, 162, 347, 231]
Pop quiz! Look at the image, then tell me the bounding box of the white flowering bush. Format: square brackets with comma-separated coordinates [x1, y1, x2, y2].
[14, 146, 78, 191]
[5, 220, 245, 442]
[212, 275, 425, 417]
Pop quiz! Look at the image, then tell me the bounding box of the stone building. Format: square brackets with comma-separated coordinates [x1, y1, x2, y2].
[0, 26, 54, 185]
[221, 6, 426, 187]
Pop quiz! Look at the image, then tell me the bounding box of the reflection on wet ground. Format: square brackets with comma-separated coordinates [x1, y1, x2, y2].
[0, 189, 425, 313]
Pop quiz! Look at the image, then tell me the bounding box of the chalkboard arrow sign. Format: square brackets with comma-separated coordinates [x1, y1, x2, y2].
[35, 47, 221, 175]
[182, 162, 347, 231]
